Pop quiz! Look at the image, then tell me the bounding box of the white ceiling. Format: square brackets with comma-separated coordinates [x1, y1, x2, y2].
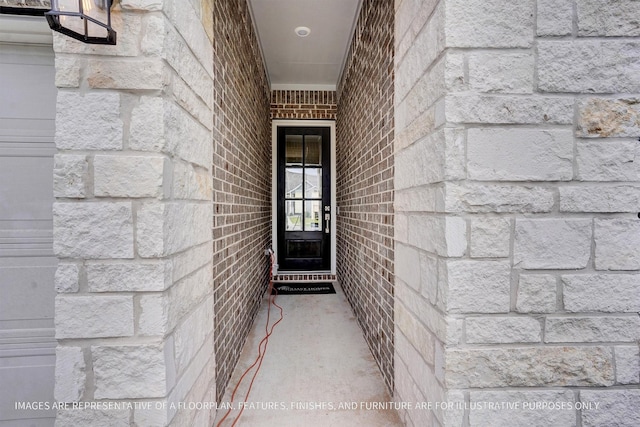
[248, 0, 361, 91]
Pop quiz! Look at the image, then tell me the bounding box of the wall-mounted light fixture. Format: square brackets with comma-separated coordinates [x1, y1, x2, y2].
[46, 0, 116, 45]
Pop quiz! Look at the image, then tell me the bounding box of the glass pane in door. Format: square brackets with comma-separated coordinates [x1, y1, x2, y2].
[285, 168, 303, 198]
[285, 135, 303, 165]
[285, 200, 303, 231]
[304, 135, 322, 166]
[304, 168, 322, 198]
[304, 200, 321, 231]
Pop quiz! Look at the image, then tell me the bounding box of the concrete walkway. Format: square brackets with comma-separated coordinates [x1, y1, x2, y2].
[214, 283, 403, 427]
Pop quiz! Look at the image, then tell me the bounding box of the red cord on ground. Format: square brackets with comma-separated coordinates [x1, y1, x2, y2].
[216, 252, 283, 427]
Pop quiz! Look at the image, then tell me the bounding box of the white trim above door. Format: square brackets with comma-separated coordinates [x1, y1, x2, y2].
[0, 15, 53, 44]
[272, 120, 336, 276]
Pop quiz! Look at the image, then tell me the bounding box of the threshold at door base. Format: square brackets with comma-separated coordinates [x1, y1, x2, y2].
[273, 273, 336, 283]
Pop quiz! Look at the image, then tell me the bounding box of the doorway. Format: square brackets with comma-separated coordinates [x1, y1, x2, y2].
[0, 18, 57, 425]
[272, 121, 336, 273]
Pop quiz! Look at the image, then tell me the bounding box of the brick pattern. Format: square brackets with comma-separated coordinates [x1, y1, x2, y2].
[336, 0, 394, 391]
[270, 90, 337, 120]
[394, 0, 640, 426]
[51, 2, 217, 426]
[273, 273, 336, 283]
[211, 0, 272, 401]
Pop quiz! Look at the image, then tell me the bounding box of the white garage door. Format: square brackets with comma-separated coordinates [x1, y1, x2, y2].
[0, 16, 57, 426]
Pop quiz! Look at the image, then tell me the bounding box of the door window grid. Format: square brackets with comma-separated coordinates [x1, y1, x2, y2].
[285, 134, 323, 232]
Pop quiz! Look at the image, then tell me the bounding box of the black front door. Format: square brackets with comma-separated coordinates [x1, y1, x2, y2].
[277, 126, 331, 271]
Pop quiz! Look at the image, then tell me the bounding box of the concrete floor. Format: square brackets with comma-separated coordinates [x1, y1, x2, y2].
[214, 283, 403, 427]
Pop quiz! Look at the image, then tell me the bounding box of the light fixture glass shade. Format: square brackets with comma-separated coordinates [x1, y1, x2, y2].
[46, 0, 116, 45]
[294, 26, 311, 37]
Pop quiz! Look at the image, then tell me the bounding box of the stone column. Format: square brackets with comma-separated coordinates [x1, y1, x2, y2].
[52, 1, 215, 426]
[394, 0, 640, 426]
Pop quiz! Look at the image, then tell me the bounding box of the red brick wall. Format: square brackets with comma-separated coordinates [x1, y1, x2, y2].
[271, 90, 337, 120]
[212, 0, 272, 399]
[336, 0, 395, 390]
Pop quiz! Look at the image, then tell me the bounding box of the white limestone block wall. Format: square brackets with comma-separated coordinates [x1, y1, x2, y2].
[394, 0, 640, 426]
[51, 1, 215, 426]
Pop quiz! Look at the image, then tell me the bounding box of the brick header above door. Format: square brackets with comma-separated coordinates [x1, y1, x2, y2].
[270, 90, 337, 120]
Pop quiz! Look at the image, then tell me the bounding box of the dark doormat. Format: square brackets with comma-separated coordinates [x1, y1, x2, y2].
[272, 283, 336, 295]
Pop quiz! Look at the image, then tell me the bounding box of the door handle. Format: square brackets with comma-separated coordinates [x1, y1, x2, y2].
[324, 205, 330, 234]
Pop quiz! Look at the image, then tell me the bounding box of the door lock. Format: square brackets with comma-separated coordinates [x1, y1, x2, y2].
[324, 205, 330, 234]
